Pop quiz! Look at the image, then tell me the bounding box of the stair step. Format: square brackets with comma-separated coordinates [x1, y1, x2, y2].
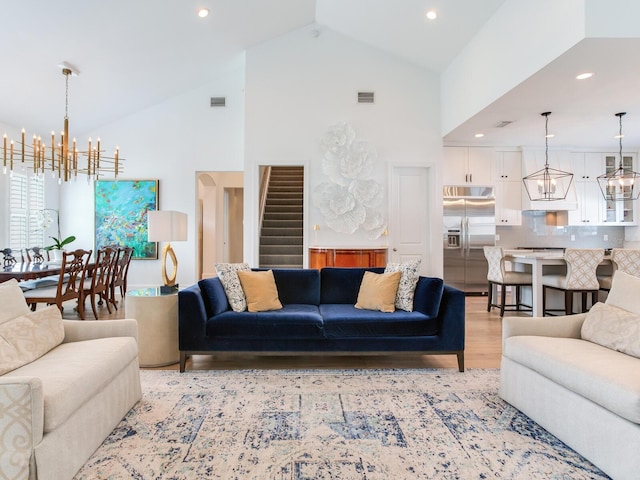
[259, 254, 304, 266]
[260, 236, 303, 245]
[261, 227, 303, 236]
[265, 205, 303, 213]
[264, 212, 304, 221]
[260, 245, 304, 255]
[262, 220, 303, 229]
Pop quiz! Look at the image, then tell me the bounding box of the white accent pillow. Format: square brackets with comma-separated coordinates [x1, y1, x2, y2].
[581, 302, 640, 358]
[384, 259, 421, 312]
[605, 270, 640, 315]
[0, 278, 31, 325]
[0, 305, 65, 375]
[214, 263, 251, 312]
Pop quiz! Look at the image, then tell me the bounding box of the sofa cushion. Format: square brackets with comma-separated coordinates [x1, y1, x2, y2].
[582, 302, 640, 358]
[412, 277, 445, 318]
[355, 271, 401, 313]
[4, 336, 138, 432]
[206, 305, 324, 339]
[0, 305, 65, 375]
[385, 259, 421, 312]
[320, 304, 438, 337]
[320, 267, 384, 304]
[270, 269, 321, 306]
[215, 262, 250, 312]
[198, 277, 230, 316]
[237, 270, 283, 312]
[503, 335, 640, 424]
[606, 270, 640, 314]
[0, 278, 31, 325]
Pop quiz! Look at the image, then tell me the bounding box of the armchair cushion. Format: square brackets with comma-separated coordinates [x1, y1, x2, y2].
[606, 270, 640, 314]
[0, 305, 64, 375]
[0, 278, 30, 325]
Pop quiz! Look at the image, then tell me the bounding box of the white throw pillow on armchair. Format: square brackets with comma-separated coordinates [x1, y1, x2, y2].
[0, 278, 31, 325]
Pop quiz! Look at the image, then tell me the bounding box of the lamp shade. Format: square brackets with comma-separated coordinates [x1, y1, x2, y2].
[147, 210, 188, 242]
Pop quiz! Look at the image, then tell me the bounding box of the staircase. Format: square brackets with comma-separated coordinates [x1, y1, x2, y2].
[259, 166, 304, 268]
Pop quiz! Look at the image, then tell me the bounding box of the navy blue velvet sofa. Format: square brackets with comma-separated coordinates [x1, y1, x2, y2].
[178, 267, 465, 372]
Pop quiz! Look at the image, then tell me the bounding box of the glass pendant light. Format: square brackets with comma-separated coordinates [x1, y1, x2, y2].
[522, 112, 574, 201]
[597, 112, 640, 201]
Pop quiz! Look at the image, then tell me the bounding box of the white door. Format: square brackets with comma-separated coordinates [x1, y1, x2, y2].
[390, 166, 431, 273]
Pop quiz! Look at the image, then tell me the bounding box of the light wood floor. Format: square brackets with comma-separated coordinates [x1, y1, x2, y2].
[65, 294, 523, 371]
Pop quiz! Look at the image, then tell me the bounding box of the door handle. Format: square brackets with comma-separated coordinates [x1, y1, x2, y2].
[392, 248, 398, 252]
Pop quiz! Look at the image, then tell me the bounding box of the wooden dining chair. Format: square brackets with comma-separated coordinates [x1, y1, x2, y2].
[108, 246, 133, 310]
[23, 248, 92, 319]
[542, 248, 604, 316]
[483, 246, 533, 317]
[80, 246, 116, 318]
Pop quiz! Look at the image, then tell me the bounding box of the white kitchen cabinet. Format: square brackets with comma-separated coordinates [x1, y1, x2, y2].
[443, 146, 493, 185]
[495, 180, 522, 225]
[570, 152, 602, 181]
[601, 153, 637, 225]
[494, 151, 522, 225]
[568, 181, 602, 225]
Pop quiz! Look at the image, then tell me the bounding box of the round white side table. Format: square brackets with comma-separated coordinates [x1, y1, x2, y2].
[125, 287, 179, 367]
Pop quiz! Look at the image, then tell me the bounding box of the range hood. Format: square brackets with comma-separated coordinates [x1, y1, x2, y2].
[521, 193, 577, 212]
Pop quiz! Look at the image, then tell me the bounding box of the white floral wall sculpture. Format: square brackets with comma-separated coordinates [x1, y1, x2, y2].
[312, 123, 387, 238]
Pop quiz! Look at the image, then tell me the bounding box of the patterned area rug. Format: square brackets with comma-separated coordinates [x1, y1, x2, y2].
[75, 368, 608, 479]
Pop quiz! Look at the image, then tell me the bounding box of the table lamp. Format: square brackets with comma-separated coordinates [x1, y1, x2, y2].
[147, 210, 188, 293]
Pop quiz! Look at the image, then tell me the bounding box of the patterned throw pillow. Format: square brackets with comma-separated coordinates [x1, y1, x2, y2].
[214, 263, 251, 312]
[385, 259, 421, 312]
[0, 305, 65, 375]
[581, 302, 640, 358]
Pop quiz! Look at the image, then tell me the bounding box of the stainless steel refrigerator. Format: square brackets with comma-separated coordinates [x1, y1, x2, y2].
[443, 186, 496, 294]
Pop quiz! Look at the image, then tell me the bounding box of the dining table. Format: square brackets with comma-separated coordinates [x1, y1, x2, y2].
[0, 261, 95, 284]
[503, 250, 612, 317]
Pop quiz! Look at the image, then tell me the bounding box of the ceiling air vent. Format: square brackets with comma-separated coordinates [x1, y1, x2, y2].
[357, 91, 375, 104]
[210, 97, 226, 107]
[494, 120, 513, 128]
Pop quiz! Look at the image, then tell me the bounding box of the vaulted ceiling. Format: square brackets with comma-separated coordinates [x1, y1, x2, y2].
[3, 0, 640, 149]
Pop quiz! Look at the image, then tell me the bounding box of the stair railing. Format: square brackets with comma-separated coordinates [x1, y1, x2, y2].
[258, 166, 272, 232]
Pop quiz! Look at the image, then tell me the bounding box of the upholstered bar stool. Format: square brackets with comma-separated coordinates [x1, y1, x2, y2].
[542, 248, 604, 316]
[483, 246, 532, 317]
[598, 248, 640, 291]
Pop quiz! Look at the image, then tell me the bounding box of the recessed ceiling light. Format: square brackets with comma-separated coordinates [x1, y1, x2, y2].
[576, 72, 593, 80]
[426, 10, 437, 20]
[198, 8, 209, 18]
[474, 133, 484, 138]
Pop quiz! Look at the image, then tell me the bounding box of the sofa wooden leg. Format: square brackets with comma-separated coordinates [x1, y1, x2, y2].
[456, 352, 465, 372]
[179, 352, 187, 373]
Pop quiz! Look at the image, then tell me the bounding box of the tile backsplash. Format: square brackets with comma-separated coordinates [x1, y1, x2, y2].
[496, 211, 625, 249]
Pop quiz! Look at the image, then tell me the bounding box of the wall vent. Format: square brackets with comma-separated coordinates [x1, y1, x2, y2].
[494, 120, 513, 128]
[210, 97, 226, 107]
[357, 91, 375, 104]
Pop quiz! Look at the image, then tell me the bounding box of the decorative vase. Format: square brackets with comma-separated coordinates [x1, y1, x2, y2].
[49, 249, 63, 263]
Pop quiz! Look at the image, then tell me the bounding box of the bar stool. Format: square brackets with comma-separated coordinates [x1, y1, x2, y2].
[483, 246, 532, 317]
[599, 248, 640, 292]
[542, 248, 604, 316]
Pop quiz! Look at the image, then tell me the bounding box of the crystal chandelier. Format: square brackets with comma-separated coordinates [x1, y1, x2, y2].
[2, 63, 123, 183]
[522, 112, 574, 201]
[597, 112, 640, 201]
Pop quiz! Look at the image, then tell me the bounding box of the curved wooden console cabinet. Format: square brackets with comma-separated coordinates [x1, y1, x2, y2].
[309, 247, 388, 269]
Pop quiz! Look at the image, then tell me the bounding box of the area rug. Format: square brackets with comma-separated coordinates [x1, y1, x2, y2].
[74, 368, 608, 479]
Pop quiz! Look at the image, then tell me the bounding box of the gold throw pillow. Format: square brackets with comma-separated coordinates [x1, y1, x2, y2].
[237, 270, 283, 312]
[355, 271, 402, 313]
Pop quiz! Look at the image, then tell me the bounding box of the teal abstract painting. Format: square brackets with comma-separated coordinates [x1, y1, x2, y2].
[94, 180, 159, 259]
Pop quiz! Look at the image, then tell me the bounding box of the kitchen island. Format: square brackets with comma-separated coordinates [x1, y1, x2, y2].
[503, 250, 611, 317]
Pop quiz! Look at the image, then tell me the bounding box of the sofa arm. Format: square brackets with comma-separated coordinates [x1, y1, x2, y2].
[502, 313, 586, 350]
[178, 284, 209, 350]
[437, 284, 466, 351]
[62, 319, 138, 344]
[0, 377, 44, 478]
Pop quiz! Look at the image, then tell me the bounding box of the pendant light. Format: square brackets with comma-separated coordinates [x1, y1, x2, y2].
[597, 112, 640, 201]
[522, 112, 574, 201]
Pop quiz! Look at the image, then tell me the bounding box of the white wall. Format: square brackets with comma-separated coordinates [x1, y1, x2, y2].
[441, 0, 586, 137]
[59, 65, 246, 288]
[244, 25, 443, 275]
